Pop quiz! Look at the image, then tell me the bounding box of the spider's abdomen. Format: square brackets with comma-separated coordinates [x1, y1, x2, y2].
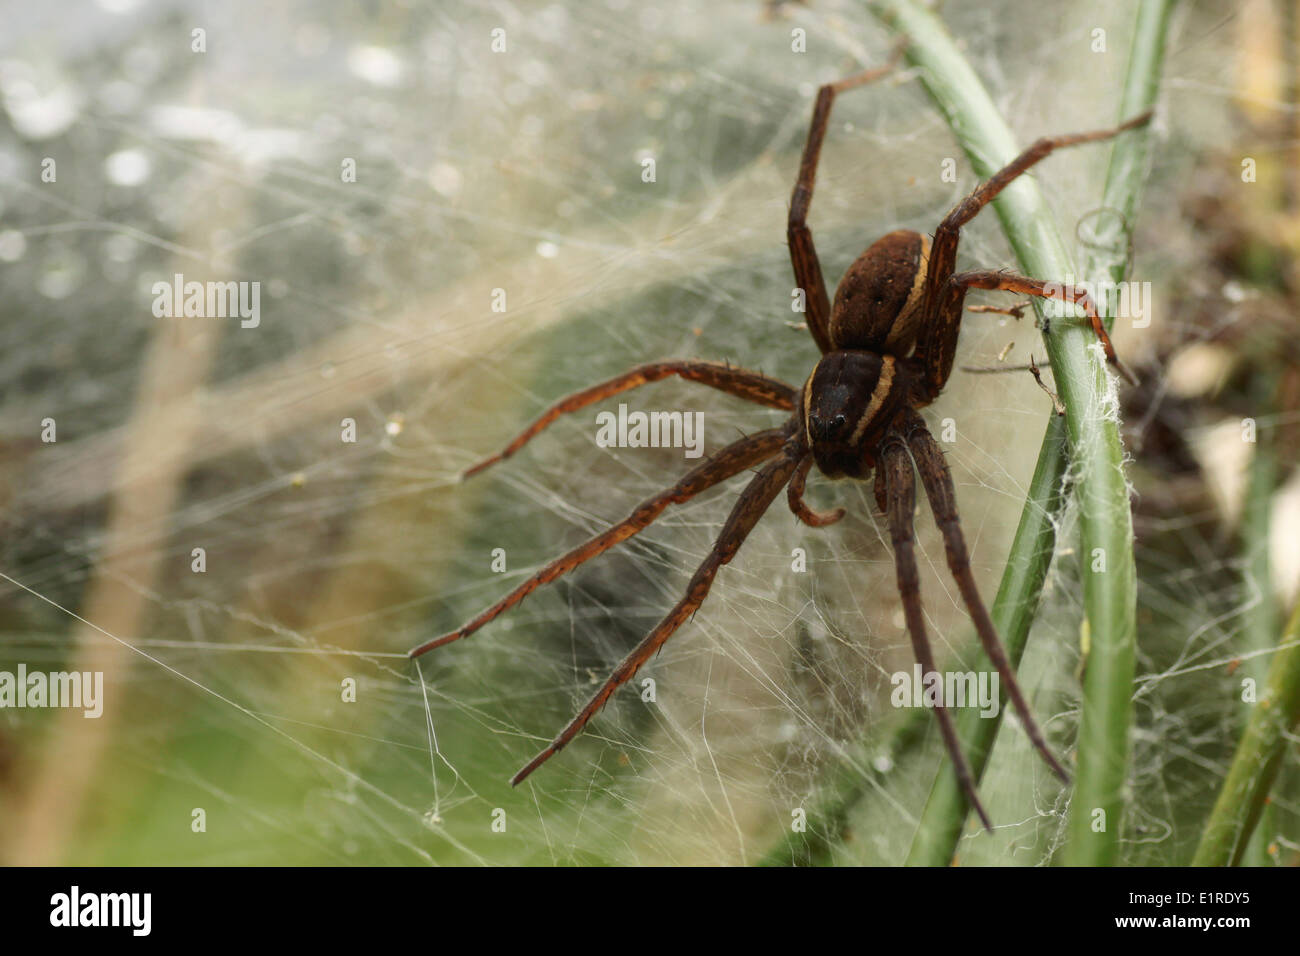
[830, 229, 931, 354]
[803, 350, 908, 479]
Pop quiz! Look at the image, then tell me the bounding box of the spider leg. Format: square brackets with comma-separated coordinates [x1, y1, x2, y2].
[952, 270, 1137, 385]
[788, 43, 905, 354]
[965, 301, 1029, 319]
[511, 437, 805, 785]
[879, 438, 992, 832]
[410, 426, 791, 657]
[462, 361, 796, 478]
[903, 412, 1071, 784]
[787, 455, 845, 527]
[915, 110, 1153, 398]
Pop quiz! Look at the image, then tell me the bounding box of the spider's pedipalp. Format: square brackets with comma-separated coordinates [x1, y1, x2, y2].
[511, 437, 806, 785]
[787, 455, 845, 527]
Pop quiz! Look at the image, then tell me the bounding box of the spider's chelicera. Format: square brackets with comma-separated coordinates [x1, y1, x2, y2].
[413, 59, 1152, 829]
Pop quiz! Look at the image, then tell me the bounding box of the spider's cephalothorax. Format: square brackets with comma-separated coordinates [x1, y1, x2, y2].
[802, 351, 910, 479]
[805, 226, 932, 480]
[413, 51, 1152, 830]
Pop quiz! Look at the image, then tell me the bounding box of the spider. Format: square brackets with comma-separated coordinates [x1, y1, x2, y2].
[412, 59, 1152, 829]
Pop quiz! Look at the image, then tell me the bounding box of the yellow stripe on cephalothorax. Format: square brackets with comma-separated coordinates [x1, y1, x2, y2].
[851, 355, 895, 445]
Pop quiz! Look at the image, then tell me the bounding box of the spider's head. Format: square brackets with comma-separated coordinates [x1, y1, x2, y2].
[803, 351, 908, 479]
[830, 229, 931, 354]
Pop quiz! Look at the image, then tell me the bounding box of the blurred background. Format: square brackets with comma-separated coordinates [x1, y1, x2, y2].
[0, 0, 1296, 865]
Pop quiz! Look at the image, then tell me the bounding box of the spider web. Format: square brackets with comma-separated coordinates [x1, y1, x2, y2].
[0, 0, 1295, 866]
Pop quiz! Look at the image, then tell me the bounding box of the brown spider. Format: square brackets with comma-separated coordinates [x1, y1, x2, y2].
[412, 60, 1152, 829]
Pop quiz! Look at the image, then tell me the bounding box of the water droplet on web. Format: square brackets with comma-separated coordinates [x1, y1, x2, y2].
[0, 231, 27, 263]
[1, 66, 82, 139]
[346, 45, 405, 88]
[429, 162, 463, 198]
[536, 241, 559, 259]
[104, 148, 152, 187]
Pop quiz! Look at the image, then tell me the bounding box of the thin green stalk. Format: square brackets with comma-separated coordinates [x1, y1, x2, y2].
[1239, 381, 1279, 865]
[865, 0, 1171, 865]
[1193, 601, 1300, 866]
[1064, 0, 1172, 866]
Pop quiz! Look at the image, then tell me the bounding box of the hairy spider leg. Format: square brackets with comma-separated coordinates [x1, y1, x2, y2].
[952, 271, 1137, 384]
[511, 438, 805, 785]
[902, 410, 1070, 783]
[878, 438, 993, 831]
[916, 110, 1154, 398]
[461, 360, 795, 479]
[410, 425, 791, 657]
[788, 44, 906, 355]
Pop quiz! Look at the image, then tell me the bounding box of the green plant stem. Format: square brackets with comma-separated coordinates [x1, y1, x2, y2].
[1239, 380, 1279, 865]
[1193, 601, 1300, 866]
[866, 0, 1171, 865]
[1063, 0, 1172, 866]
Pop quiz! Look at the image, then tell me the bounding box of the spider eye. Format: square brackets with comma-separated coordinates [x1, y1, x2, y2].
[809, 411, 850, 442]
